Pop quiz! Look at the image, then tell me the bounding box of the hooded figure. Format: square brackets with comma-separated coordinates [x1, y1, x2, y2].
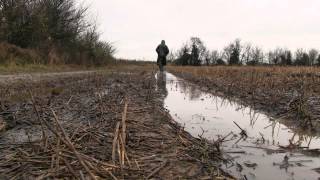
[156, 40, 169, 68]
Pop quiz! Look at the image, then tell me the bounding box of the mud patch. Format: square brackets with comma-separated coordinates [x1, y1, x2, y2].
[0, 117, 6, 132]
[162, 72, 320, 180]
[0, 70, 227, 179]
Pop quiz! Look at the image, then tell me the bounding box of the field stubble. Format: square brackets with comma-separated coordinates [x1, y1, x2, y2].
[0, 66, 230, 179]
[168, 66, 320, 133]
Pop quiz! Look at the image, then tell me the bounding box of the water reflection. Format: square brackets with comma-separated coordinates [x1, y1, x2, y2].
[156, 72, 168, 98]
[161, 72, 320, 180]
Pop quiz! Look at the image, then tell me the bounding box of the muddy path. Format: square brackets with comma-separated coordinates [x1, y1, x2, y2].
[160, 72, 320, 180]
[0, 70, 98, 84]
[0, 69, 228, 179]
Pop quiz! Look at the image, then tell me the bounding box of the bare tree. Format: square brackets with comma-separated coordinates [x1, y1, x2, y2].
[295, 49, 310, 65]
[241, 43, 252, 64]
[308, 49, 318, 66]
[267, 51, 274, 64]
[167, 49, 176, 63]
[190, 37, 207, 65]
[173, 38, 320, 67]
[249, 46, 264, 65]
[295, 48, 304, 60]
[268, 48, 285, 64]
[223, 39, 242, 65]
[203, 50, 211, 65]
[223, 45, 232, 63]
[175, 43, 190, 65]
[210, 50, 220, 65]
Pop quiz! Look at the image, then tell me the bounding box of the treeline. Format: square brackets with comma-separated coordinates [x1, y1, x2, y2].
[170, 37, 320, 66]
[0, 0, 115, 65]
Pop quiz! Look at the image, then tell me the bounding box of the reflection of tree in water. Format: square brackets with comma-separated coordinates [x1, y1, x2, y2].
[177, 80, 188, 94]
[248, 109, 260, 127]
[175, 80, 202, 100]
[263, 119, 320, 150]
[188, 85, 202, 100]
[288, 132, 319, 149]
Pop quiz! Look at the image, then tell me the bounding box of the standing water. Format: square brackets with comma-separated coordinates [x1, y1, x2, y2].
[156, 72, 320, 180]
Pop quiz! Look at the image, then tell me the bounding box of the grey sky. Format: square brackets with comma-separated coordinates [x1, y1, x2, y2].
[85, 0, 320, 61]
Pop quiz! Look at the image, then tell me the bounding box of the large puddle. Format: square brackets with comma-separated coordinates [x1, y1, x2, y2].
[156, 72, 320, 180]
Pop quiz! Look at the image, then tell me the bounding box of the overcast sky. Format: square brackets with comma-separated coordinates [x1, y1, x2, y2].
[84, 0, 320, 61]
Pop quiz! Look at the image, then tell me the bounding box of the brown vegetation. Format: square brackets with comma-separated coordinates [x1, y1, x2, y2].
[0, 42, 41, 65]
[168, 66, 320, 131]
[0, 67, 229, 179]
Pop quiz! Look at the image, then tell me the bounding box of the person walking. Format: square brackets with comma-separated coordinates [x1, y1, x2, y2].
[156, 40, 169, 72]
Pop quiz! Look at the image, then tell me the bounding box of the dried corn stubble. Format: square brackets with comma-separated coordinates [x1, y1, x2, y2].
[168, 66, 320, 131]
[0, 68, 230, 179]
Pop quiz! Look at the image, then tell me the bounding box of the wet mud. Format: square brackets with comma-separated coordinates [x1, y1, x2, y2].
[161, 72, 320, 180]
[0, 70, 227, 179]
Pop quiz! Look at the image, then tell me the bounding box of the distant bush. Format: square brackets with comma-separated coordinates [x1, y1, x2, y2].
[0, 42, 41, 65]
[0, 0, 115, 65]
[216, 58, 226, 65]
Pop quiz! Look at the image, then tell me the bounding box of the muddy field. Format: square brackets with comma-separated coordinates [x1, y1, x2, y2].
[162, 71, 320, 180]
[0, 67, 229, 179]
[168, 66, 320, 133]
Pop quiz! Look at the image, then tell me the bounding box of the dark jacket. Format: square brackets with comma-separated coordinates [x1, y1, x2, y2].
[156, 44, 169, 65]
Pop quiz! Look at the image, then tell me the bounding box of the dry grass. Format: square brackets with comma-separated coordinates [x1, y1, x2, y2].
[0, 64, 158, 102]
[168, 65, 320, 129]
[0, 43, 41, 65]
[0, 66, 226, 179]
[168, 65, 320, 95]
[0, 64, 87, 74]
[0, 42, 156, 75]
[0, 62, 157, 75]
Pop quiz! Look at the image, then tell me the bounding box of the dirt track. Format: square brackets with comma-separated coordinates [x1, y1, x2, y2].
[0, 71, 97, 84]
